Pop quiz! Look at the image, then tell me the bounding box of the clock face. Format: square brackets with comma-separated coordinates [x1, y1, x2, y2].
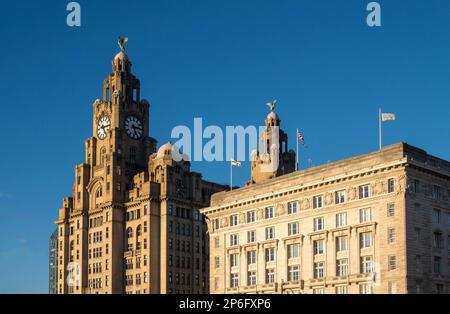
[97, 115, 111, 140]
[125, 115, 143, 140]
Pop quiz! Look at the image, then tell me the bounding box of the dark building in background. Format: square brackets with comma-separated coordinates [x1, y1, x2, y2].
[49, 229, 58, 294]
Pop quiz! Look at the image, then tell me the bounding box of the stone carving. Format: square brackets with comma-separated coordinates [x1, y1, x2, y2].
[277, 203, 285, 216]
[257, 208, 264, 220]
[397, 175, 407, 195]
[348, 187, 356, 200]
[221, 217, 228, 228]
[239, 213, 245, 224]
[302, 198, 310, 210]
[324, 192, 333, 206]
[373, 180, 382, 195]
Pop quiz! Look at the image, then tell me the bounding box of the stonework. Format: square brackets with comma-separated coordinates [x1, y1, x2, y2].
[202, 131, 450, 294]
[54, 50, 227, 294]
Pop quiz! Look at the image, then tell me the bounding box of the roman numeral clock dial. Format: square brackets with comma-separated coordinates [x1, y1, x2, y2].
[125, 115, 143, 140]
[97, 115, 111, 140]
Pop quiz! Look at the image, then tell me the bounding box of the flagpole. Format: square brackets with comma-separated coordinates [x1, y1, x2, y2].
[230, 161, 233, 191]
[378, 108, 382, 150]
[296, 129, 299, 171]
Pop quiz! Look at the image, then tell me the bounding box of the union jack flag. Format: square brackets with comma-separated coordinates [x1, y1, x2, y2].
[297, 129, 305, 146]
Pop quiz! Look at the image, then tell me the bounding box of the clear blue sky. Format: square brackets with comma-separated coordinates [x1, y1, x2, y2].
[0, 0, 449, 293]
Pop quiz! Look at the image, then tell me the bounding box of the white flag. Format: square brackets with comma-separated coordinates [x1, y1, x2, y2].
[382, 113, 396, 121]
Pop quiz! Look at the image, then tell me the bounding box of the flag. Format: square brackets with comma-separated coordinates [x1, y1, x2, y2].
[381, 113, 396, 121]
[231, 159, 241, 167]
[297, 129, 305, 146]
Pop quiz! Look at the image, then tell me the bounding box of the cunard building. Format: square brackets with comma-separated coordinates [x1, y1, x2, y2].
[202, 110, 450, 294]
[55, 43, 227, 294]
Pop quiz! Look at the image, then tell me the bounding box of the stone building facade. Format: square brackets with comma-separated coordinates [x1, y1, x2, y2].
[54, 48, 227, 294]
[202, 114, 450, 294]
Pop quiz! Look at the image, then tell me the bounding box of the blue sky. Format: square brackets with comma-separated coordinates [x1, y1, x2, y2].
[0, 0, 449, 293]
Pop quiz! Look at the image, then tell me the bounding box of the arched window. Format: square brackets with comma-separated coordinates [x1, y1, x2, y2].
[96, 187, 103, 198]
[136, 225, 142, 237]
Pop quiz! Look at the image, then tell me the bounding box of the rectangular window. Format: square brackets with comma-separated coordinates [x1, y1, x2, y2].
[288, 201, 298, 214]
[247, 271, 257, 286]
[432, 209, 441, 224]
[434, 256, 441, 274]
[360, 256, 373, 274]
[360, 283, 372, 294]
[265, 227, 275, 240]
[214, 257, 220, 269]
[246, 211, 256, 223]
[313, 287, 324, 294]
[265, 247, 275, 262]
[336, 236, 348, 252]
[287, 244, 300, 259]
[313, 239, 324, 255]
[265, 207, 274, 219]
[313, 195, 323, 209]
[432, 185, 441, 200]
[265, 268, 275, 284]
[288, 222, 299, 236]
[314, 262, 325, 278]
[230, 215, 238, 227]
[360, 232, 373, 248]
[335, 190, 346, 204]
[230, 273, 239, 288]
[230, 234, 239, 246]
[388, 282, 397, 294]
[336, 259, 348, 277]
[247, 251, 257, 265]
[359, 208, 372, 223]
[388, 228, 396, 244]
[247, 230, 256, 243]
[387, 203, 395, 217]
[336, 285, 348, 294]
[336, 212, 347, 227]
[388, 178, 395, 193]
[230, 254, 239, 268]
[388, 255, 396, 271]
[288, 265, 300, 282]
[314, 217, 324, 231]
[433, 232, 443, 248]
[359, 185, 370, 199]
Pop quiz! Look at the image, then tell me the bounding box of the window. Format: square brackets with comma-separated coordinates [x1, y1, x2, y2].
[433, 232, 443, 248]
[265, 227, 275, 240]
[413, 179, 420, 193]
[387, 204, 395, 217]
[360, 283, 372, 294]
[247, 271, 257, 286]
[247, 251, 257, 265]
[230, 215, 238, 227]
[388, 228, 396, 244]
[387, 178, 395, 193]
[336, 212, 347, 227]
[214, 257, 220, 269]
[448, 236, 450, 251]
[433, 256, 441, 274]
[432, 209, 441, 224]
[359, 208, 372, 223]
[360, 256, 373, 273]
[288, 201, 298, 214]
[336, 285, 348, 294]
[265, 247, 275, 262]
[432, 185, 441, 200]
[288, 222, 299, 236]
[230, 273, 239, 288]
[313, 287, 324, 294]
[247, 230, 256, 243]
[388, 255, 396, 271]
[287, 244, 300, 259]
[336, 236, 348, 252]
[265, 268, 275, 284]
[314, 217, 324, 231]
[313, 240, 324, 255]
[288, 265, 300, 282]
[314, 262, 325, 279]
[313, 195, 323, 209]
[230, 234, 239, 246]
[336, 259, 348, 277]
[360, 232, 373, 248]
[265, 207, 274, 219]
[246, 211, 256, 223]
[230, 254, 239, 268]
[359, 185, 370, 199]
[335, 190, 346, 204]
[388, 282, 397, 294]
[436, 284, 444, 294]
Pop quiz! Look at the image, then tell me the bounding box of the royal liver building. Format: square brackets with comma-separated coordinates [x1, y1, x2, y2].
[55, 43, 227, 294]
